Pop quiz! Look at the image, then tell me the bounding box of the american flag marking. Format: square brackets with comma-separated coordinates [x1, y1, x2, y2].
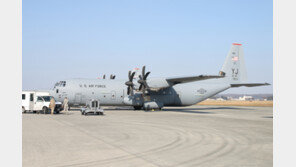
[232, 56, 239, 61]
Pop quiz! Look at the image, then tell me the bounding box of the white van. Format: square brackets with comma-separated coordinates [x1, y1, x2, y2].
[22, 91, 62, 114]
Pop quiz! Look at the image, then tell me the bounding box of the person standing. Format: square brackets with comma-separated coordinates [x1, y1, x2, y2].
[63, 97, 69, 115]
[49, 97, 56, 115]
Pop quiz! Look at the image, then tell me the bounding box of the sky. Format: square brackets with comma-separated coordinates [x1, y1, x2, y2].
[23, 0, 273, 94]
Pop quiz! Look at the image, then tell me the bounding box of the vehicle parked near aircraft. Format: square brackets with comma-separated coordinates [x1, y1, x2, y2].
[50, 44, 269, 110]
[22, 91, 63, 114]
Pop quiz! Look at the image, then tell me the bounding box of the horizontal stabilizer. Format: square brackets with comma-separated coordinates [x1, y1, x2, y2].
[230, 83, 270, 87]
[167, 75, 224, 85]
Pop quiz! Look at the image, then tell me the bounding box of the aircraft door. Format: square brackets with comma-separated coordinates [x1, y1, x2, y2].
[29, 93, 34, 110]
[74, 93, 82, 105]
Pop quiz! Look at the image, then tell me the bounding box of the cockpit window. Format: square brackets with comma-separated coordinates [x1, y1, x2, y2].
[54, 82, 58, 88]
[54, 81, 66, 88]
[61, 81, 66, 87]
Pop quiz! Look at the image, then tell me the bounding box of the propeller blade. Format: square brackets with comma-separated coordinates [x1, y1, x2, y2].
[130, 72, 136, 81]
[127, 86, 130, 95]
[142, 66, 146, 77]
[130, 86, 134, 95]
[126, 71, 136, 95]
[139, 84, 143, 91]
[128, 71, 131, 79]
[143, 81, 149, 89]
[144, 71, 150, 80]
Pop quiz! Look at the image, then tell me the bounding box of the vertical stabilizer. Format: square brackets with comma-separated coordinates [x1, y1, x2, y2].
[219, 43, 247, 83]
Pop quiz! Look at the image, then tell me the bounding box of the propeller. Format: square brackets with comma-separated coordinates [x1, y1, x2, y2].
[110, 74, 116, 79]
[138, 66, 150, 93]
[125, 71, 136, 95]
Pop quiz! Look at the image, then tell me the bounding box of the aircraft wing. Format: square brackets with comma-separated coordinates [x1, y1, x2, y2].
[166, 75, 224, 85]
[230, 83, 270, 87]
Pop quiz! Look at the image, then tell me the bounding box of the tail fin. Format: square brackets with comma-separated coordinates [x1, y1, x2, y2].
[219, 43, 247, 83]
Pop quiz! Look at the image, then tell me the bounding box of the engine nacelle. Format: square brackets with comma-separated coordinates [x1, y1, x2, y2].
[123, 94, 143, 106]
[146, 78, 171, 90]
[143, 101, 163, 110]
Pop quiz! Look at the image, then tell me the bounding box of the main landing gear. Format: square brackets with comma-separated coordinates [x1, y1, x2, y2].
[133, 106, 142, 110]
[133, 106, 163, 111]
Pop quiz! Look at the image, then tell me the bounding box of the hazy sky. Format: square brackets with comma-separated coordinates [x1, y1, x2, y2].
[23, 0, 273, 94]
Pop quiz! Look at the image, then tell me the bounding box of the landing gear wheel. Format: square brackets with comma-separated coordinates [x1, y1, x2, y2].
[134, 106, 142, 110]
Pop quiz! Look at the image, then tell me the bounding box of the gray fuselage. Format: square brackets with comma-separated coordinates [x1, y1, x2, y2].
[50, 78, 230, 107]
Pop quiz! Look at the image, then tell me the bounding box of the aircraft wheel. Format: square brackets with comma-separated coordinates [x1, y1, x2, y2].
[134, 106, 142, 110]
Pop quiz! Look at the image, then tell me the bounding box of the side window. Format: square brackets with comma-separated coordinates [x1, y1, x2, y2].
[37, 97, 43, 101]
[30, 94, 34, 101]
[22, 94, 25, 100]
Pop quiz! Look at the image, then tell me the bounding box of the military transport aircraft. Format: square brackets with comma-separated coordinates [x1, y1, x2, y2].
[50, 43, 269, 110]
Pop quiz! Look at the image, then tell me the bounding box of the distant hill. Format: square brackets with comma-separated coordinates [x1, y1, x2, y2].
[211, 93, 273, 100]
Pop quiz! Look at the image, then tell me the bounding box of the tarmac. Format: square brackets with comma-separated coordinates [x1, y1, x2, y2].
[23, 105, 273, 167]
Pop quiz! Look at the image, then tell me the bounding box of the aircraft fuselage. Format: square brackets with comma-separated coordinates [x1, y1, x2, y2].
[50, 78, 230, 108]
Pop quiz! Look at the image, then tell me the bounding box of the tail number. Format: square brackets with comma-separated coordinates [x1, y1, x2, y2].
[232, 68, 239, 80]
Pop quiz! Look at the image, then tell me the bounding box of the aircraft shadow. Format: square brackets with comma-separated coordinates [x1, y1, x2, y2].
[262, 116, 273, 119]
[159, 107, 216, 114]
[159, 106, 254, 114]
[160, 109, 215, 114]
[191, 106, 254, 110]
